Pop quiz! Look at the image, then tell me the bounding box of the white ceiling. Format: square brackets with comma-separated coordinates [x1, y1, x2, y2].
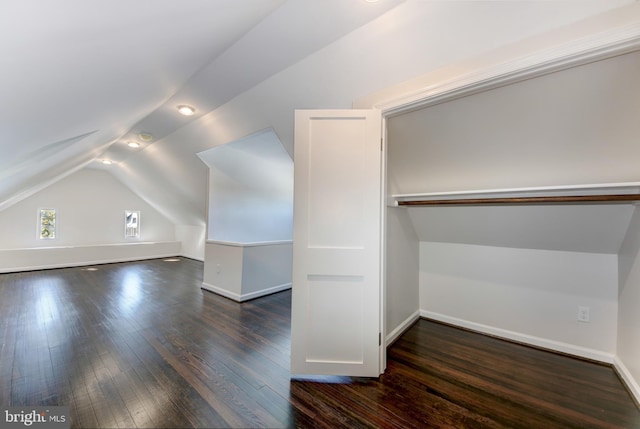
[1, 0, 635, 251]
[1, 1, 284, 160]
[407, 204, 635, 254]
[0, 0, 403, 211]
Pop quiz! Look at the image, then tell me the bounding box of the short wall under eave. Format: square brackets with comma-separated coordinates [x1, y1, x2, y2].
[419, 242, 619, 363]
[0, 241, 181, 273]
[202, 240, 292, 302]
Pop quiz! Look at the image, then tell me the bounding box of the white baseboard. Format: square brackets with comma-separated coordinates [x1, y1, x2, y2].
[2, 253, 180, 273]
[201, 282, 291, 302]
[0, 242, 182, 273]
[180, 255, 205, 262]
[420, 310, 615, 364]
[613, 357, 640, 407]
[240, 283, 292, 302]
[201, 282, 242, 301]
[386, 310, 421, 347]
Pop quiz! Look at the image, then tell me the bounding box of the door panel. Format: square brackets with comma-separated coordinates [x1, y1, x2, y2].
[291, 109, 383, 377]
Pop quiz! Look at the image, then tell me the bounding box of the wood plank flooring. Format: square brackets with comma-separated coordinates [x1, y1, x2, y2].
[0, 258, 638, 428]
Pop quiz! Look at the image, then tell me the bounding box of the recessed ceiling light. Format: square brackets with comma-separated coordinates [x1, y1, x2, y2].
[102, 159, 113, 165]
[177, 105, 196, 116]
[138, 133, 153, 142]
[127, 141, 140, 148]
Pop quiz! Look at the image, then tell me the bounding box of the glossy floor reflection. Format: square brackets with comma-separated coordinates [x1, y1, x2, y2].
[0, 258, 638, 428]
[0, 259, 294, 428]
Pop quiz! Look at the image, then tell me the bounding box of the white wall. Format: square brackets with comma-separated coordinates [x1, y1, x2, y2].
[175, 224, 206, 261]
[0, 168, 176, 248]
[197, 130, 293, 300]
[198, 129, 293, 243]
[203, 242, 244, 297]
[386, 50, 640, 196]
[0, 168, 179, 270]
[617, 206, 640, 401]
[242, 243, 293, 296]
[385, 207, 419, 344]
[202, 241, 292, 302]
[420, 242, 619, 361]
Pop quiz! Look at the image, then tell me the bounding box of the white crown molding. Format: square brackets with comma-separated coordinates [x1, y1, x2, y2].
[371, 22, 640, 116]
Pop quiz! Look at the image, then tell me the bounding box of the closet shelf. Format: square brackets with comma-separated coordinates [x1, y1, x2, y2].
[392, 182, 640, 206]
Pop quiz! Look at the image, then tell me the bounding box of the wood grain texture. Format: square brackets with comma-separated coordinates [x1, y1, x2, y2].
[0, 258, 637, 428]
[397, 194, 640, 206]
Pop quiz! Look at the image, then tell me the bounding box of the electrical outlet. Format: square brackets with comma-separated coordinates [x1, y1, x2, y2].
[578, 306, 590, 323]
[216, 264, 221, 274]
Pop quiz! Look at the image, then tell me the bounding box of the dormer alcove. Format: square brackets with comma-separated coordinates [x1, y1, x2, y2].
[197, 129, 294, 301]
[379, 47, 640, 401]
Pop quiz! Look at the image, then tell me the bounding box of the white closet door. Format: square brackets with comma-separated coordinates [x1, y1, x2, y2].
[291, 109, 383, 377]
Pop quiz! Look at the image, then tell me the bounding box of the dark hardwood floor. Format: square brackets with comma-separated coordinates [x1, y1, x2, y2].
[0, 258, 638, 428]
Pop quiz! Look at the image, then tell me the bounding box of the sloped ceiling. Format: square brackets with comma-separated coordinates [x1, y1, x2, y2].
[406, 204, 635, 254]
[198, 129, 293, 243]
[387, 50, 640, 254]
[2, 0, 635, 233]
[0, 0, 282, 210]
[0, 0, 403, 214]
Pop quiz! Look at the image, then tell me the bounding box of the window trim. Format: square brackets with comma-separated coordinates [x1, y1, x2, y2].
[38, 208, 57, 240]
[124, 210, 140, 239]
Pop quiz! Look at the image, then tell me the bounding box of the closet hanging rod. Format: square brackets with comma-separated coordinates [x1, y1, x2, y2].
[396, 194, 640, 206]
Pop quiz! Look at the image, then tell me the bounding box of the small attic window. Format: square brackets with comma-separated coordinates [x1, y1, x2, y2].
[39, 208, 56, 239]
[125, 210, 140, 238]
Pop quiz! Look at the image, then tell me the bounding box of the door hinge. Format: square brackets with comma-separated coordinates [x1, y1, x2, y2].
[379, 332, 382, 346]
[380, 138, 383, 151]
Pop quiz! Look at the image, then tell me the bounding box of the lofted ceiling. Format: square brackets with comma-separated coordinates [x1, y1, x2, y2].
[0, 0, 403, 212]
[1, 0, 635, 237]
